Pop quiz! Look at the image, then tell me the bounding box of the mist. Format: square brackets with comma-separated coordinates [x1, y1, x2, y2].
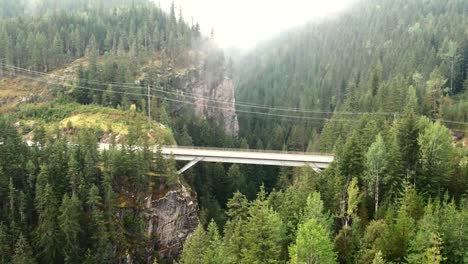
[157, 0, 356, 50]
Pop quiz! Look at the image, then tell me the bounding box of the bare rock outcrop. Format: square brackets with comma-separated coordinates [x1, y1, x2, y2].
[144, 184, 199, 262]
[171, 65, 239, 135]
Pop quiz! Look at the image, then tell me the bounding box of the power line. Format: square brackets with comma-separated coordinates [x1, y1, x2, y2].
[0, 62, 396, 116]
[2, 63, 467, 126]
[5, 72, 349, 123]
[0, 63, 349, 114]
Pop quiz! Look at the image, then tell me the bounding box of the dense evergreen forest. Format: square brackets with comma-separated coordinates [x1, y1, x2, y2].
[235, 0, 467, 152]
[0, 0, 467, 263]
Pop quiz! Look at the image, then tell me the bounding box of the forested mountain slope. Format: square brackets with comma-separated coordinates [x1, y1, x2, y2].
[235, 0, 467, 152]
[0, 0, 237, 263]
[0, 0, 467, 263]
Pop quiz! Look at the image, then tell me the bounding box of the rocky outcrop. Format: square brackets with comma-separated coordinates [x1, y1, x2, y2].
[144, 184, 199, 262]
[173, 69, 239, 134]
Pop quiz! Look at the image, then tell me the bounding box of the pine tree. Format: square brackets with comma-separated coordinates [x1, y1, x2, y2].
[203, 220, 224, 264]
[86, 34, 99, 59]
[67, 149, 82, 197]
[228, 164, 245, 194]
[372, 251, 386, 264]
[165, 155, 179, 186]
[12, 234, 36, 264]
[438, 198, 467, 263]
[58, 193, 82, 262]
[34, 183, 61, 263]
[339, 130, 365, 182]
[87, 185, 110, 261]
[380, 186, 417, 262]
[0, 223, 11, 264]
[418, 121, 454, 196]
[302, 192, 332, 231]
[51, 33, 64, 68]
[222, 191, 249, 262]
[180, 224, 207, 264]
[425, 69, 447, 117]
[241, 188, 284, 263]
[289, 218, 337, 264]
[395, 110, 420, 177]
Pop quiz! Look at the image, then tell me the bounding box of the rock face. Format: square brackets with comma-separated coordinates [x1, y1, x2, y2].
[171, 54, 239, 135]
[144, 184, 199, 262]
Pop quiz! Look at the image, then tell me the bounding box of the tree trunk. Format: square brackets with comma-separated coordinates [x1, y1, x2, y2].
[375, 172, 379, 218]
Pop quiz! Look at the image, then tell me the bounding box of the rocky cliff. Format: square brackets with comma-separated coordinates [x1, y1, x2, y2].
[172, 64, 239, 135]
[144, 184, 199, 262]
[119, 182, 199, 263]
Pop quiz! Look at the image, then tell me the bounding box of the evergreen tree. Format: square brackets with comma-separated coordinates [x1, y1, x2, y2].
[372, 251, 386, 264]
[301, 192, 332, 231]
[417, 121, 454, 196]
[34, 183, 61, 264]
[180, 224, 207, 264]
[12, 234, 36, 264]
[58, 193, 82, 262]
[438, 198, 467, 263]
[203, 220, 224, 264]
[241, 188, 284, 263]
[0, 223, 11, 264]
[289, 218, 337, 264]
[86, 185, 110, 261]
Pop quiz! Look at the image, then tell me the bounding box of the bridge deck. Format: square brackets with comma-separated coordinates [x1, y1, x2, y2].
[159, 146, 334, 171]
[94, 143, 334, 173]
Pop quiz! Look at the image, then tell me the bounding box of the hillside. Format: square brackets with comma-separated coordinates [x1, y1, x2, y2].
[0, 0, 235, 263]
[235, 0, 467, 151]
[0, 0, 467, 263]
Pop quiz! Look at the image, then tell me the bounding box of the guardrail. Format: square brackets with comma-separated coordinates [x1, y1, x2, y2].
[160, 145, 334, 157]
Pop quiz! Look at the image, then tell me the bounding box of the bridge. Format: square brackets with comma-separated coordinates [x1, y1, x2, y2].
[97, 144, 334, 173]
[24, 141, 334, 174]
[98, 145, 333, 174]
[157, 146, 334, 174]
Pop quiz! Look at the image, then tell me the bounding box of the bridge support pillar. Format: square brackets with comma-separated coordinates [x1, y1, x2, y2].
[307, 163, 321, 172]
[178, 157, 204, 174]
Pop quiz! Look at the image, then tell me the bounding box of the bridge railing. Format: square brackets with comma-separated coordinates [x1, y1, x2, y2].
[160, 145, 334, 157]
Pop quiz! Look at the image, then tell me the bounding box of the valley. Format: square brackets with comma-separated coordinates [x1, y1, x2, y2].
[0, 0, 466, 263]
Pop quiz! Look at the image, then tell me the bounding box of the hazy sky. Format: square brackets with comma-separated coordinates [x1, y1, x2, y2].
[156, 0, 355, 50]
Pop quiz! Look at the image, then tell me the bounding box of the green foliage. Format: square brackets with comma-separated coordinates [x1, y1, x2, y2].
[0, 223, 11, 263]
[365, 134, 388, 216]
[438, 199, 468, 263]
[334, 224, 360, 264]
[380, 187, 417, 262]
[180, 224, 207, 264]
[58, 193, 82, 262]
[203, 221, 224, 264]
[302, 192, 332, 232]
[236, 0, 467, 151]
[372, 251, 386, 264]
[34, 183, 61, 263]
[0, 0, 199, 71]
[417, 121, 454, 196]
[1, 0, 468, 262]
[241, 189, 284, 263]
[346, 177, 360, 219]
[12, 234, 36, 264]
[289, 218, 337, 264]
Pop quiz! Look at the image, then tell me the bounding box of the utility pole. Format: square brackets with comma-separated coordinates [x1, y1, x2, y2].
[148, 85, 151, 128]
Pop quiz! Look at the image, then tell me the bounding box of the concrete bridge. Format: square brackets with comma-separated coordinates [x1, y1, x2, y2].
[157, 146, 334, 174]
[27, 142, 333, 174]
